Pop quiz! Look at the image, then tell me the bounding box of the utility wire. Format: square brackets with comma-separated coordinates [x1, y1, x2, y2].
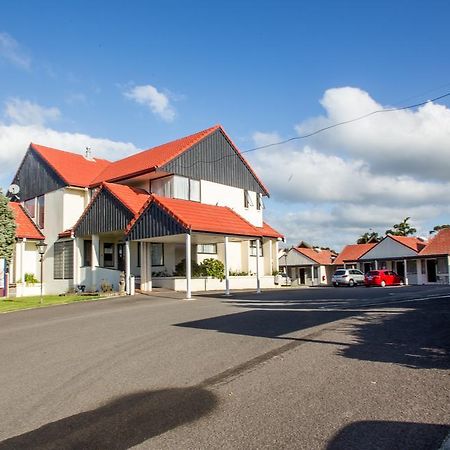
[178, 91, 450, 169]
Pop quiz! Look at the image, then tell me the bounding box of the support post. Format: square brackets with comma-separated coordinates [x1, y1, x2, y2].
[20, 238, 26, 284]
[447, 255, 450, 285]
[91, 235, 100, 291]
[224, 236, 230, 296]
[416, 259, 422, 284]
[374, 260, 378, 270]
[256, 238, 261, 293]
[403, 258, 408, 285]
[185, 233, 192, 299]
[140, 242, 146, 291]
[125, 241, 131, 295]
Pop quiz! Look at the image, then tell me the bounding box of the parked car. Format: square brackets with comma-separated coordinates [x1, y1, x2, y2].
[364, 270, 404, 287]
[275, 273, 292, 286]
[332, 269, 365, 287]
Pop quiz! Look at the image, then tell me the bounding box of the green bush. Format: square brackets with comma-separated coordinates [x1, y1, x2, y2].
[174, 259, 202, 277]
[24, 273, 39, 284]
[200, 258, 225, 281]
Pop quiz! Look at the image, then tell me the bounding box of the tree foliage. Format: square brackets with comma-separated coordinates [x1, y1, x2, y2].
[385, 217, 417, 237]
[431, 224, 450, 233]
[0, 190, 16, 265]
[174, 258, 225, 280]
[357, 231, 381, 244]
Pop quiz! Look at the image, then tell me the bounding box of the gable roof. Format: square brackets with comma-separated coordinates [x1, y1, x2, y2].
[91, 126, 219, 185]
[387, 235, 427, 252]
[90, 125, 269, 195]
[30, 143, 111, 187]
[333, 243, 376, 265]
[103, 182, 150, 215]
[420, 228, 450, 256]
[127, 195, 283, 239]
[9, 202, 44, 240]
[293, 247, 335, 265]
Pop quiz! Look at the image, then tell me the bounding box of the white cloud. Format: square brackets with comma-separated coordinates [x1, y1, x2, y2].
[295, 87, 450, 181]
[124, 84, 176, 122]
[4, 98, 61, 126]
[0, 32, 31, 69]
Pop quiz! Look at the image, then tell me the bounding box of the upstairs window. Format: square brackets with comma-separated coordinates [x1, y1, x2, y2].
[244, 190, 253, 208]
[256, 194, 263, 211]
[24, 198, 35, 218]
[37, 195, 45, 229]
[151, 176, 201, 202]
[189, 179, 200, 202]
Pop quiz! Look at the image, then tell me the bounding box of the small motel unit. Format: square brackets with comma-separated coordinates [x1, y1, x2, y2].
[7, 125, 283, 298]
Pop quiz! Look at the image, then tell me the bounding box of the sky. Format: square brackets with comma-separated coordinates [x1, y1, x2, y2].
[1, 0, 450, 250]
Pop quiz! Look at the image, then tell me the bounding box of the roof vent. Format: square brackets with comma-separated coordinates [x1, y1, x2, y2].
[84, 146, 94, 161]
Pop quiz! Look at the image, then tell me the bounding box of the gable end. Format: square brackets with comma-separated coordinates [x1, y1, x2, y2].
[160, 129, 267, 195]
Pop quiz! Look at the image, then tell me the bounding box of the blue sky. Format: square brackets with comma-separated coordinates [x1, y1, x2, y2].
[1, 0, 450, 249]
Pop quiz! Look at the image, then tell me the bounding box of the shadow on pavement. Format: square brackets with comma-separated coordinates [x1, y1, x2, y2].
[0, 387, 217, 450]
[339, 300, 450, 369]
[327, 420, 449, 450]
[175, 309, 355, 339]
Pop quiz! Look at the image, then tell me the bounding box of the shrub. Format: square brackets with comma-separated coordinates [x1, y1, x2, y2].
[174, 259, 202, 277]
[199, 258, 225, 281]
[24, 273, 39, 284]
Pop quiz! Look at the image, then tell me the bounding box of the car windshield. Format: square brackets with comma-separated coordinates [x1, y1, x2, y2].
[334, 270, 347, 276]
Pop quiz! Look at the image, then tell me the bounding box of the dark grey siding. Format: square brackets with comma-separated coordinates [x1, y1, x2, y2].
[160, 129, 267, 195]
[75, 189, 133, 237]
[127, 202, 187, 241]
[11, 148, 65, 201]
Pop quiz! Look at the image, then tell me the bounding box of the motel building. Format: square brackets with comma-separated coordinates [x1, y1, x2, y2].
[7, 125, 283, 298]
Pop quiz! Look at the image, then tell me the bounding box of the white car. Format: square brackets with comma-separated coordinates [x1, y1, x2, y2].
[275, 273, 292, 286]
[332, 269, 364, 287]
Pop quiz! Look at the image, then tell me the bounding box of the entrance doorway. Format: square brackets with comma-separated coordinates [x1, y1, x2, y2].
[363, 262, 372, 274]
[396, 261, 405, 278]
[299, 268, 306, 285]
[117, 244, 125, 272]
[427, 260, 437, 282]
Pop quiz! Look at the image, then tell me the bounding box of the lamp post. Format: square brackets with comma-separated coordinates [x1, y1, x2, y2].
[36, 241, 47, 304]
[284, 248, 288, 286]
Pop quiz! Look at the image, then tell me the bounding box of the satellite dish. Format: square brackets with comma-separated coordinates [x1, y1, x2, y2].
[8, 184, 20, 195]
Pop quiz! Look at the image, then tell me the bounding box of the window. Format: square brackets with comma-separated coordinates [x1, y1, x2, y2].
[83, 240, 92, 266]
[54, 241, 73, 279]
[103, 243, 114, 268]
[244, 190, 249, 208]
[24, 198, 35, 218]
[37, 195, 45, 229]
[250, 239, 263, 257]
[256, 194, 262, 211]
[151, 176, 172, 197]
[313, 266, 319, 279]
[173, 175, 189, 200]
[151, 243, 164, 266]
[197, 244, 217, 254]
[189, 179, 200, 202]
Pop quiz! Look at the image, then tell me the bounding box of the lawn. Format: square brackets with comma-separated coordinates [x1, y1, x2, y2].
[0, 294, 106, 313]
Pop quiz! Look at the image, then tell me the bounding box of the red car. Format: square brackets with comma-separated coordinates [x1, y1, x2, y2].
[364, 270, 404, 287]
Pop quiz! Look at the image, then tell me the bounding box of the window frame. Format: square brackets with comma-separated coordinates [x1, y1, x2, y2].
[103, 243, 115, 268]
[249, 239, 263, 257]
[151, 243, 164, 267]
[197, 243, 217, 254]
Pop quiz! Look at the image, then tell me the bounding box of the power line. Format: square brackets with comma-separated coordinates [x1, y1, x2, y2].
[178, 91, 450, 169]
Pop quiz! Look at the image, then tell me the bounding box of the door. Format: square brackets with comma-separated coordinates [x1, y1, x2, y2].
[363, 263, 371, 274]
[299, 268, 306, 285]
[117, 244, 125, 272]
[427, 260, 437, 282]
[396, 261, 405, 279]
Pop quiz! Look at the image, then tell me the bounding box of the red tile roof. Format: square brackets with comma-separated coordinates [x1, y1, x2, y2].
[31, 143, 111, 187]
[387, 235, 427, 252]
[127, 195, 283, 238]
[294, 247, 335, 265]
[91, 126, 219, 185]
[103, 182, 150, 215]
[9, 202, 44, 240]
[333, 243, 376, 265]
[420, 228, 450, 256]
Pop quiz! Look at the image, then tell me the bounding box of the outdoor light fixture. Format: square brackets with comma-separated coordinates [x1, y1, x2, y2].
[36, 241, 47, 304]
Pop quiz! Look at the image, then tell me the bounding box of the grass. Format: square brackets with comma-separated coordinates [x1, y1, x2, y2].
[0, 294, 106, 313]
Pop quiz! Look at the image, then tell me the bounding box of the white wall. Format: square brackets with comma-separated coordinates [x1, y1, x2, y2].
[200, 180, 263, 227]
[361, 237, 418, 260]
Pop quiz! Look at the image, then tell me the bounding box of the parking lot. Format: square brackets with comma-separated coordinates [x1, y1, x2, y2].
[0, 285, 449, 449]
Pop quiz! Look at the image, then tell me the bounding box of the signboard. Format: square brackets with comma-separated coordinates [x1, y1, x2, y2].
[0, 258, 5, 297]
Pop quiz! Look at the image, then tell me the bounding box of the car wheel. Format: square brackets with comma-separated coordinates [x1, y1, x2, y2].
[380, 280, 386, 287]
[349, 279, 355, 287]
[399, 280, 404, 286]
[333, 282, 339, 287]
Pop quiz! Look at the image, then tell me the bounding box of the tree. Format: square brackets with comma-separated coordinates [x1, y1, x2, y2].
[0, 190, 16, 265]
[357, 231, 381, 244]
[385, 217, 417, 237]
[430, 224, 450, 234]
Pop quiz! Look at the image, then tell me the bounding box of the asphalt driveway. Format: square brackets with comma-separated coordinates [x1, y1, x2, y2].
[0, 285, 449, 449]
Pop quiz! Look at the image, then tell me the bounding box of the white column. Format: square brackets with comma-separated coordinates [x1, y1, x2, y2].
[224, 236, 230, 296]
[268, 239, 273, 275]
[447, 255, 450, 285]
[125, 241, 131, 295]
[416, 259, 422, 284]
[185, 233, 192, 299]
[91, 235, 100, 291]
[20, 238, 26, 283]
[374, 260, 378, 270]
[147, 242, 152, 291]
[256, 238, 261, 293]
[404, 258, 408, 285]
[72, 237, 78, 287]
[140, 242, 146, 291]
[274, 240, 280, 272]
